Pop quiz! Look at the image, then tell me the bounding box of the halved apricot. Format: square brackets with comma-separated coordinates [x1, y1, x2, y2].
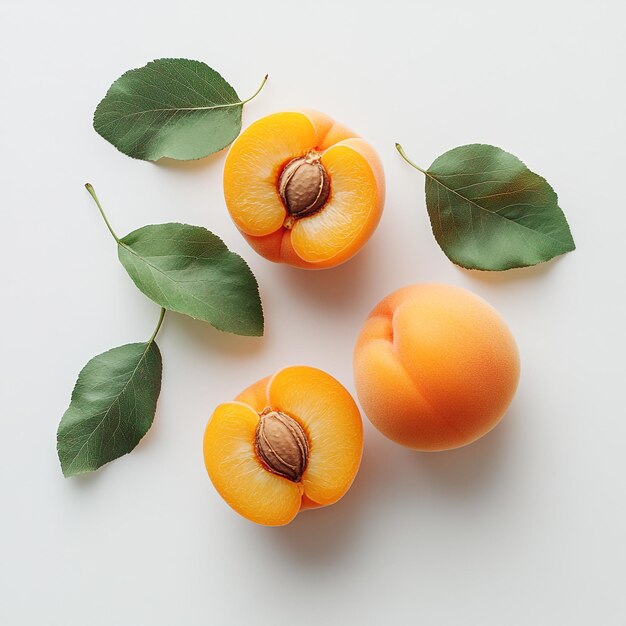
[353, 284, 520, 451]
[203, 366, 363, 525]
[223, 111, 385, 269]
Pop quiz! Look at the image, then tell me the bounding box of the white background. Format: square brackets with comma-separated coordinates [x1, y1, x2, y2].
[2, 1, 625, 624]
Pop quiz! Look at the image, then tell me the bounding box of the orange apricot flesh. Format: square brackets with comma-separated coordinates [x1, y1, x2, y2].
[223, 110, 385, 269]
[353, 284, 520, 451]
[203, 366, 363, 526]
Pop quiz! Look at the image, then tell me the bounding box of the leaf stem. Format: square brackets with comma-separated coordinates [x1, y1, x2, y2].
[85, 183, 120, 243]
[241, 74, 269, 106]
[395, 143, 427, 175]
[148, 308, 166, 344]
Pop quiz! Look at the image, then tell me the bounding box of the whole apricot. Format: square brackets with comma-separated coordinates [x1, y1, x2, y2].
[203, 366, 363, 526]
[353, 284, 520, 451]
[223, 110, 385, 269]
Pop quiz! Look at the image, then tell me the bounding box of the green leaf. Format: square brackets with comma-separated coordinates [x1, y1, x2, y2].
[93, 59, 267, 161]
[118, 223, 264, 336]
[397, 143, 576, 270]
[57, 339, 162, 477]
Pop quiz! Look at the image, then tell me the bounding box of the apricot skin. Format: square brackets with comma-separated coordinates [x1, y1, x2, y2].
[353, 284, 520, 451]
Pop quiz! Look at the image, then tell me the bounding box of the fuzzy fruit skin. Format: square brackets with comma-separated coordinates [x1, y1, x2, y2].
[223, 110, 385, 269]
[203, 366, 363, 526]
[353, 284, 520, 451]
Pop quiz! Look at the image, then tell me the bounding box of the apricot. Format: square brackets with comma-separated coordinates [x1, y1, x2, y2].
[203, 366, 363, 525]
[353, 284, 520, 451]
[223, 110, 385, 269]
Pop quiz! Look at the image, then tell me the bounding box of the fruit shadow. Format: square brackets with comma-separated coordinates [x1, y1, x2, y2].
[274, 243, 378, 315]
[252, 428, 389, 566]
[407, 403, 520, 497]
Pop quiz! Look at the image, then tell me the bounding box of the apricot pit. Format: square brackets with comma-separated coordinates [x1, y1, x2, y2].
[278, 152, 330, 220]
[255, 409, 309, 482]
